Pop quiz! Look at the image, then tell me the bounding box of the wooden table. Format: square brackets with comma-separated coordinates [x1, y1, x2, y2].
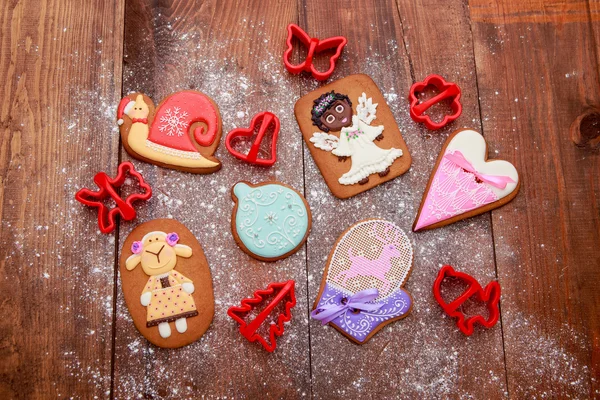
[1, 1, 598, 398]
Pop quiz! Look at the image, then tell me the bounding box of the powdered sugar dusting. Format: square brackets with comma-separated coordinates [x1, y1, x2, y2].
[10, 7, 592, 399]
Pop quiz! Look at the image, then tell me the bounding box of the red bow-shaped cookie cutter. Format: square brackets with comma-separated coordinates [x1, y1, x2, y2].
[227, 280, 296, 352]
[433, 265, 500, 336]
[225, 112, 280, 167]
[75, 161, 152, 234]
[409, 74, 462, 130]
[283, 24, 347, 81]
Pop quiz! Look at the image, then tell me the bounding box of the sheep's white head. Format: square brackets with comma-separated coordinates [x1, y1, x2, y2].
[125, 231, 192, 276]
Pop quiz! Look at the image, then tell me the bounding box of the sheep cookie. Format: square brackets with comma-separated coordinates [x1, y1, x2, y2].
[120, 219, 214, 348]
[295, 74, 412, 199]
[231, 181, 311, 262]
[116, 90, 222, 174]
[310, 219, 413, 344]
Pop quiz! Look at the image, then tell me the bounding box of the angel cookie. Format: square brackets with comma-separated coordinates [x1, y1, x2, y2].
[295, 74, 411, 199]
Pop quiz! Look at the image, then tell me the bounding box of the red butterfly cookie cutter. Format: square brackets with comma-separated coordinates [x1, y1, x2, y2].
[228, 280, 296, 352]
[283, 24, 347, 81]
[225, 112, 280, 167]
[408, 74, 462, 130]
[433, 265, 500, 336]
[75, 161, 152, 234]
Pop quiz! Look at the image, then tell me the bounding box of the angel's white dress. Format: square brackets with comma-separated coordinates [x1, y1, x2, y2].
[332, 115, 403, 185]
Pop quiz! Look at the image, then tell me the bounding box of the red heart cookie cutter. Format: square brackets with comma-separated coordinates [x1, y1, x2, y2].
[225, 111, 280, 167]
[409, 74, 462, 130]
[227, 280, 296, 352]
[75, 161, 152, 234]
[433, 265, 500, 336]
[283, 24, 347, 81]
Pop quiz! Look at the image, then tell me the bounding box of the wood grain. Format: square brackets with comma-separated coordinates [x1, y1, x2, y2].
[301, 0, 506, 398]
[0, 0, 599, 397]
[469, 0, 600, 397]
[113, 0, 310, 398]
[0, 0, 124, 398]
[392, 15, 510, 398]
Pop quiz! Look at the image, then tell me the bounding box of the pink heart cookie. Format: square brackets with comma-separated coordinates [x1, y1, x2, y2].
[413, 129, 520, 231]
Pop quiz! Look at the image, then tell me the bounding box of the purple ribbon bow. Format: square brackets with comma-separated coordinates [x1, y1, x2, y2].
[444, 151, 516, 189]
[311, 288, 384, 325]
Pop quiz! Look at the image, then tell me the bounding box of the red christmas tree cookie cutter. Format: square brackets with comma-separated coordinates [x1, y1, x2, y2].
[283, 24, 347, 81]
[408, 74, 462, 130]
[227, 280, 296, 352]
[225, 112, 280, 167]
[75, 161, 152, 234]
[433, 265, 501, 336]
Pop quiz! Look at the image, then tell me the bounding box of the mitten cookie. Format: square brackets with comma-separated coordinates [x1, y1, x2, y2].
[119, 219, 214, 348]
[311, 219, 413, 344]
[117, 90, 222, 174]
[295, 74, 411, 199]
[413, 129, 520, 231]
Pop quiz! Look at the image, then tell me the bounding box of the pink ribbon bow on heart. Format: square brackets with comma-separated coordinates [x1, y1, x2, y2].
[444, 151, 516, 189]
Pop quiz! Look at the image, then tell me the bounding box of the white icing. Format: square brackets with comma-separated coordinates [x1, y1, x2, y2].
[145, 140, 202, 160]
[158, 106, 189, 136]
[175, 318, 188, 333]
[356, 92, 378, 124]
[310, 132, 339, 151]
[124, 99, 135, 116]
[310, 93, 403, 186]
[182, 282, 195, 294]
[333, 116, 402, 185]
[140, 292, 152, 306]
[158, 322, 171, 338]
[445, 130, 519, 199]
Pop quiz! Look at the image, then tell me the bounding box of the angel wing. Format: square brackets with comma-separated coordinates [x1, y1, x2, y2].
[356, 92, 378, 124]
[310, 132, 339, 152]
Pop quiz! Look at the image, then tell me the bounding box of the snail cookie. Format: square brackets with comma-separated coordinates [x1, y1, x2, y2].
[120, 219, 214, 348]
[231, 181, 311, 262]
[295, 74, 411, 199]
[117, 90, 222, 174]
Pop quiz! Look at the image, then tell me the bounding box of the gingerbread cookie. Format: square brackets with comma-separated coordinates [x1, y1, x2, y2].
[311, 219, 413, 344]
[120, 219, 214, 348]
[413, 129, 520, 231]
[231, 181, 311, 262]
[295, 74, 412, 199]
[117, 90, 222, 174]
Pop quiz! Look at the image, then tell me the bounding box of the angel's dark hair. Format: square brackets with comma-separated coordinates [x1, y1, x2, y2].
[310, 91, 352, 132]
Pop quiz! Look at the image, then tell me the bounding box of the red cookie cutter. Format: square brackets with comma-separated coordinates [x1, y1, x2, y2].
[408, 74, 462, 130]
[433, 265, 500, 336]
[283, 24, 347, 81]
[227, 280, 296, 352]
[225, 112, 280, 167]
[75, 161, 152, 234]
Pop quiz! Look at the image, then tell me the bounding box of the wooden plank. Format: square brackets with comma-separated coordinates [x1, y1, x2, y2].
[589, 0, 600, 70]
[0, 0, 124, 398]
[301, 0, 506, 398]
[113, 1, 311, 398]
[469, 0, 600, 397]
[394, 0, 509, 395]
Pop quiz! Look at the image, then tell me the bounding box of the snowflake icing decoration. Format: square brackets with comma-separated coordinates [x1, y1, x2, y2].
[159, 107, 189, 136]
